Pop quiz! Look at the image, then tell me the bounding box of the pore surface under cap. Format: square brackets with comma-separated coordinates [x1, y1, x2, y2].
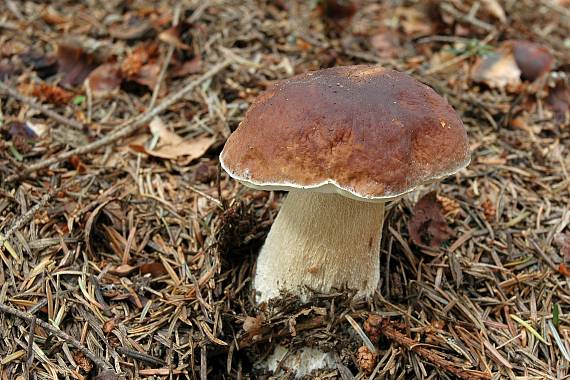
[220, 65, 470, 200]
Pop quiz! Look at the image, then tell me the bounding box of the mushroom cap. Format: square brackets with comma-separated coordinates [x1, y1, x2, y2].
[220, 65, 470, 201]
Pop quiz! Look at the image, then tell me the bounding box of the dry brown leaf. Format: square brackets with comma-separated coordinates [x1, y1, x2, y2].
[159, 22, 193, 50]
[133, 62, 161, 89]
[57, 42, 99, 88]
[409, 191, 453, 247]
[20, 49, 58, 79]
[121, 42, 161, 90]
[86, 63, 122, 97]
[130, 117, 215, 161]
[471, 50, 521, 90]
[171, 55, 202, 78]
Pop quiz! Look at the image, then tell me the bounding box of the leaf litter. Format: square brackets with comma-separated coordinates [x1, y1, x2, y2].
[0, 1, 569, 379]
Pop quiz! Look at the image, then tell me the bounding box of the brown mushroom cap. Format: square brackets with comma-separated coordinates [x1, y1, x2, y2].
[220, 65, 470, 201]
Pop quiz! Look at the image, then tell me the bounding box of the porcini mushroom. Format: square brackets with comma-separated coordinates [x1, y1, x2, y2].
[220, 65, 470, 303]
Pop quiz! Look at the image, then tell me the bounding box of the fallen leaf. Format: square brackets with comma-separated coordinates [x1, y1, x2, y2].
[170, 55, 202, 78]
[85, 63, 122, 97]
[130, 117, 215, 161]
[471, 50, 521, 90]
[159, 22, 193, 50]
[57, 42, 99, 88]
[408, 191, 453, 247]
[20, 50, 58, 79]
[508, 40, 554, 81]
[121, 42, 161, 90]
[132, 62, 161, 89]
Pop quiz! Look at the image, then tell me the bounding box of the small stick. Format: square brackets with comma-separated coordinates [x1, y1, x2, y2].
[200, 345, 207, 380]
[115, 346, 166, 366]
[0, 81, 85, 131]
[381, 322, 491, 380]
[0, 302, 112, 370]
[25, 317, 36, 380]
[5, 58, 233, 183]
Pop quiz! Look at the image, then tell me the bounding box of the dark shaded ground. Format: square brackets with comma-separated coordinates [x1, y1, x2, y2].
[0, 0, 569, 379]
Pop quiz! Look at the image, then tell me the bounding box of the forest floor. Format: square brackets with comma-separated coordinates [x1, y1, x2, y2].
[0, 0, 570, 379]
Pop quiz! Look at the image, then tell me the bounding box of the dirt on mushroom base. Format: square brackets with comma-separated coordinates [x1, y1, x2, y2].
[0, 0, 568, 379]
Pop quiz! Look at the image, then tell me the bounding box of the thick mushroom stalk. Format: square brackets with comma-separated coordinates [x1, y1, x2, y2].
[254, 190, 385, 302]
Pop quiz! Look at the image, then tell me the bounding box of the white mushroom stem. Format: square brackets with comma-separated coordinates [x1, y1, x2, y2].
[254, 190, 385, 303]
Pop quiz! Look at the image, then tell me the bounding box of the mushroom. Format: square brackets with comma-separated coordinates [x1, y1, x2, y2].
[220, 65, 470, 303]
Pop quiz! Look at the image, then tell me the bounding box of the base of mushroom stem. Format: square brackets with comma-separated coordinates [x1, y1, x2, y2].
[257, 344, 337, 378]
